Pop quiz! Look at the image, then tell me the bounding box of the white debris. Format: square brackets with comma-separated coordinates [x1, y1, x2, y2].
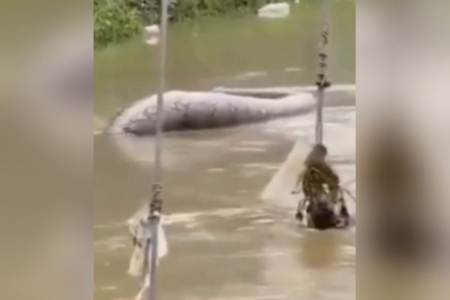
[127, 215, 168, 278]
[128, 212, 168, 300]
[144, 25, 160, 45]
[258, 3, 291, 19]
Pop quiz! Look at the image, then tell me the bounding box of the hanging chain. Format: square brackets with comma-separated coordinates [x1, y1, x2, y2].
[315, 0, 332, 145]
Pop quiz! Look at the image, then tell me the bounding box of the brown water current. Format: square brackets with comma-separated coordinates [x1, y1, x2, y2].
[94, 2, 355, 299]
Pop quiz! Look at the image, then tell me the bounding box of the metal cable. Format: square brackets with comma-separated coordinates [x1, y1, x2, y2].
[315, 0, 332, 145]
[144, 1, 169, 299]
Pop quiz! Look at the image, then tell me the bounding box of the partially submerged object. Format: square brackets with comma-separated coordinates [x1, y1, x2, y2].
[292, 144, 351, 230]
[258, 3, 291, 19]
[109, 91, 315, 136]
[261, 142, 353, 231]
[212, 84, 356, 99]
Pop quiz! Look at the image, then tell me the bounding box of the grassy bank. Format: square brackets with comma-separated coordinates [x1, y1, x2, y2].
[94, 0, 275, 48]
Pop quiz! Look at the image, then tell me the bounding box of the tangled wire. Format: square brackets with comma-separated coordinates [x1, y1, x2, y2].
[292, 144, 352, 230]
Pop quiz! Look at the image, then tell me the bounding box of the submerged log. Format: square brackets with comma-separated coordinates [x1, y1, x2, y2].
[108, 91, 316, 136]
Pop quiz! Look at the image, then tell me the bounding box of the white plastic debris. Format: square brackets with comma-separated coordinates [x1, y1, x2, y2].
[128, 215, 168, 277]
[128, 212, 168, 300]
[258, 3, 291, 19]
[144, 25, 160, 45]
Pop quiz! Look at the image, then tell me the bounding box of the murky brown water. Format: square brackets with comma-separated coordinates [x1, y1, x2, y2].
[94, 102, 356, 300]
[94, 2, 355, 300]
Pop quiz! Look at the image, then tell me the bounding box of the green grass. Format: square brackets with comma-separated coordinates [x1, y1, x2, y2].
[94, 0, 278, 48]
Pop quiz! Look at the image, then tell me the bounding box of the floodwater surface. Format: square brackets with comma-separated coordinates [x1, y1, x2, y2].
[94, 1, 355, 300]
